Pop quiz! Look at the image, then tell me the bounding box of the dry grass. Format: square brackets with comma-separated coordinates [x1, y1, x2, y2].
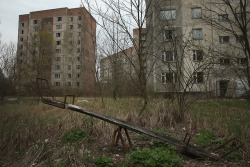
[0, 97, 249, 166]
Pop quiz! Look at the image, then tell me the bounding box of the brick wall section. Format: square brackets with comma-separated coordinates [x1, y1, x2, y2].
[82, 8, 96, 94]
[30, 8, 68, 19]
[19, 14, 29, 22]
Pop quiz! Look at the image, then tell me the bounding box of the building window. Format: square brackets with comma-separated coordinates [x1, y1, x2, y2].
[56, 49, 61, 53]
[68, 74, 71, 78]
[78, 16, 82, 20]
[237, 58, 247, 65]
[218, 14, 229, 21]
[56, 41, 61, 45]
[21, 30, 24, 34]
[77, 56, 80, 61]
[162, 72, 177, 84]
[76, 65, 80, 70]
[54, 82, 60, 86]
[193, 50, 203, 61]
[56, 33, 61, 37]
[21, 23, 24, 27]
[48, 21, 52, 24]
[54, 73, 61, 78]
[77, 73, 80, 78]
[55, 57, 61, 61]
[57, 17, 62, 21]
[69, 33, 73, 37]
[220, 58, 230, 65]
[192, 28, 203, 40]
[55, 65, 60, 70]
[78, 24, 81, 28]
[67, 82, 72, 86]
[162, 51, 175, 62]
[69, 25, 73, 29]
[77, 32, 81, 36]
[20, 37, 23, 41]
[76, 82, 80, 87]
[56, 25, 62, 29]
[236, 35, 244, 43]
[192, 8, 202, 19]
[77, 48, 81, 53]
[34, 27, 38, 32]
[219, 36, 230, 43]
[193, 72, 203, 83]
[20, 52, 23, 56]
[20, 45, 23, 49]
[68, 57, 72, 62]
[160, 10, 176, 20]
[68, 65, 71, 70]
[236, 13, 242, 20]
[77, 40, 81, 45]
[162, 30, 176, 42]
[33, 20, 38, 24]
[69, 17, 73, 21]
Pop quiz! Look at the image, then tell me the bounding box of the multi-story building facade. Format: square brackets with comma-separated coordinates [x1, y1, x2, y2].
[145, 0, 249, 97]
[17, 7, 96, 94]
[100, 28, 147, 96]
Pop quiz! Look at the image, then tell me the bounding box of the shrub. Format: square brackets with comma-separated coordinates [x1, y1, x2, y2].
[124, 146, 180, 167]
[194, 129, 216, 147]
[61, 128, 87, 144]
[93, 156, 114, 167]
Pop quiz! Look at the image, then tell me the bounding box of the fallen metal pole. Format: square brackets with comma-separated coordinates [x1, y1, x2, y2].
[66, 103, 214, 159]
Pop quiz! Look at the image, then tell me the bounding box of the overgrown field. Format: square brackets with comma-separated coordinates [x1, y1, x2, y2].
[0, 97, 249, 166]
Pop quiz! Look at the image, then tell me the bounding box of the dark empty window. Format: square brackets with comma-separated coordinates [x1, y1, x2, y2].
[220, 58, 230, 65]
[237, 58, 247, 65]
[56, 33, 61, 37]
[162, 30, 176, 41]
[55, 57, 61, 61]
[236, 35, 244, 43]
[193, 50, 203, 61]
[218, 14, 229, 21]
[57, 17, 62, 21]
[56, 41, 61, 45]
[33, 20, 38, 24]
[194, 72, 203, 83]
[219, 36, 230, 43]
[54, 82, 60, 86]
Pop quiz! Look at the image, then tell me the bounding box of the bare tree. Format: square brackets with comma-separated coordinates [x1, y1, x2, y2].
[17, 30, 54, 94]
[0, 37, 17, 100]
[83, 0, 153, 114]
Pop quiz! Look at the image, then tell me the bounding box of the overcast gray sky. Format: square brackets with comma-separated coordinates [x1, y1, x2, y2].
[0, 0, 83, 43]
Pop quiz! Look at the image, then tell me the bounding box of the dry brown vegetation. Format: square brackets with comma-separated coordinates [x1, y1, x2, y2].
[0, 97, 249, 166]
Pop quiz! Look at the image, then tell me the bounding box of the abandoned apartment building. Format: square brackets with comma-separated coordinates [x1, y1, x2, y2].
[17, 7, 96, 94]
[101, 0, 249, 98]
